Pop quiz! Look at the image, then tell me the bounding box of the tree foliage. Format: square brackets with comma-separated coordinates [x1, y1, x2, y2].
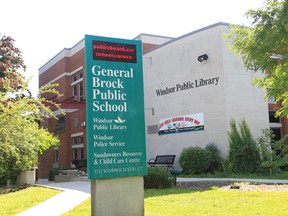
[0, 34, 61, 185]
[227, 0, 288, 117]
[258, 129, 288, 174]
[228, 119, 261, 173]
[0, 34, 26, 93]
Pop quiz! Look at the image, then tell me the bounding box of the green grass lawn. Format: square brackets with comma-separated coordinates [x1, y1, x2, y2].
[0, 186, 61, 216]
[62, 188, 288, 216]
[2, 183, 288, 216]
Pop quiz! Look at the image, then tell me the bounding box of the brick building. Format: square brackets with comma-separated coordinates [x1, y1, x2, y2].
[38, 22, 288, 180]
[38, 35, 171, 180]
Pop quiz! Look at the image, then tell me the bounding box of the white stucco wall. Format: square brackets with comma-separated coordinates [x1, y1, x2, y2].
[143, 23, 269, 167]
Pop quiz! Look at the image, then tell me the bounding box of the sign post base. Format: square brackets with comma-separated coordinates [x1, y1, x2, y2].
[91, 176, 144, 216]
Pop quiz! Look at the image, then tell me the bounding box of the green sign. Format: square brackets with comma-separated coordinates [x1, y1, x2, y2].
[85, 35, 147, 179]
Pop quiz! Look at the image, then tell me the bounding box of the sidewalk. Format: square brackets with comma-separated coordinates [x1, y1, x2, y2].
[16, 178, 288, 216]
[16, 181, 91, 216]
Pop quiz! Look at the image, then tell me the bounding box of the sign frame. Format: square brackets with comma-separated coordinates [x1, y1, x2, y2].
[85, 35, 147, 179]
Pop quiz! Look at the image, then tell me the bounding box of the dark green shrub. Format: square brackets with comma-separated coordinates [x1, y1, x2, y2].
[228, 118, 261, 173]
[205, 143, 223, 172]
[179, 146, 212, 174]
[144, 167, 173, 189]
[260, 160, 280, 174]
[278, 158, 288, 171]
[220, 159, 233, 174]
[48, 168, 59, 181]
[273, 134, 288, 171]
[0, 156, 21, 186]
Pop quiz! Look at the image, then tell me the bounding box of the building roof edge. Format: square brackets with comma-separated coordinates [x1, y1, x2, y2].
[144, 22, 231, 55]
[132, 33, 174, 41]
[39, 38, 84, 74]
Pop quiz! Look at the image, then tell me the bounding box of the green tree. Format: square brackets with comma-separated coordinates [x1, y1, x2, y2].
[228, 119, 261, 173]
[0, 34, 26, 93]
[227, 0, 288, 117]
[0, 34, 61, 185]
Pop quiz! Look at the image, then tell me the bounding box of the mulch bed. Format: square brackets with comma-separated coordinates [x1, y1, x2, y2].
[220, 182, 288, 192]
[0, 184, 30, 195]
[177, 181, 288, 192]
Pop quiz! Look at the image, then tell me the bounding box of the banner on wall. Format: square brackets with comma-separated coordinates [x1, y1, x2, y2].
[158, 113, 204, 135]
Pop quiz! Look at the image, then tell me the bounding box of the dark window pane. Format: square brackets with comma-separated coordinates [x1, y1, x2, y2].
[55, 116, 65, 134]
[269, 111, 280, 123]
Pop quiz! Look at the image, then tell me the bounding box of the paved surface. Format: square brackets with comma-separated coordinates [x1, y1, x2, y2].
[16, 178, 288, 216]
[16, 181, 91, 216]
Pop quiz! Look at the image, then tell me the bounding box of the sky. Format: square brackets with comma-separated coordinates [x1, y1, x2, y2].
[1, 0, 264, 95]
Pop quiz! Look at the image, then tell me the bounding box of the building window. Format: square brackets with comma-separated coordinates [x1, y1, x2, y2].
[72, 85, 77, 97]
[271, 128, 282, 141]
[72, 74, 77, 82]
[72, 148, 84, 160]
[73, 148, 78, 159]
[79, 70, 83, 79]
[72, 135, 84, 145]
[269, 110, 282, 142]
[79, 135, 84, 144]
[80, 148, 84, 159]
[269, 111, 280, 123]
[71, 134, 84, 160]
[268, 96, 275, 104]
[55, 116, 65, 134]
[79, 82, 84, 101]
[72, 137, 78, 145]
[71, 69, 84, 102]
[54, 150, 59, 163]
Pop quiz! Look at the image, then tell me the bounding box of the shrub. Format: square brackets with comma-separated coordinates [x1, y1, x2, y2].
[220, 159, 234, 174]
[260, 161, 280, 174]
[179, 146, 212, 174]
[228, 118, 261, 173]
[258, 128, 274, 162]
[277, 135, 288, 171]
[257, 130, 288, 174]
[205, 143, 223, 172]
[48, 168, 59, 181]
[144, 167, 173, 189]
[257, 128, 277, 174]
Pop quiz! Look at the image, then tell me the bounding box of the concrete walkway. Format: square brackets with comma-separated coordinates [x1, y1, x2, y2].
[16, 178, 288, 216]
[16, 181, 91, 216]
